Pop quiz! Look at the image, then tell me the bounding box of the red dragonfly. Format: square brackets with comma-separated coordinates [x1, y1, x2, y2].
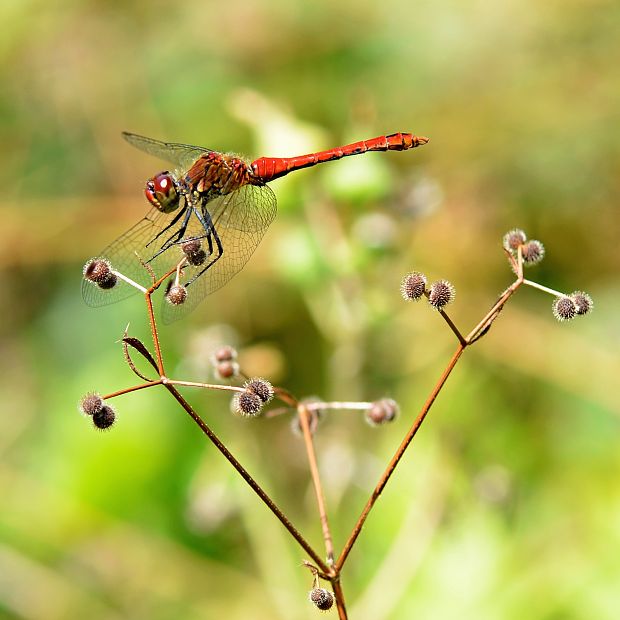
[83, 131, 429, 322]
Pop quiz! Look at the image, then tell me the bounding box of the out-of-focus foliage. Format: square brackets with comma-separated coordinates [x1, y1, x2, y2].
[0, 1, 618, 618]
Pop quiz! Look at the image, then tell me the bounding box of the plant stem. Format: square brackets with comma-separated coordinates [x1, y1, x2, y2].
[163, 383, 330, 574]
[298, 402, 335, 566]
[164, 379, 245, 393]
[103, 380, 161, 400]
[522, 279, 565, 297]
[145, 293, 165, 376]
[331, 577, 348, 620]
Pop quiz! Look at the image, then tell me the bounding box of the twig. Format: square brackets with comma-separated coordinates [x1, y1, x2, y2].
[331, 578, 348, 620]
[298, 402, 335, 566]
[522, 279, 565, 297]
[336, 343, 465, 571]
[103, 380, 162, 400]
[163, 382, 330, 574]
[163, 379, 245, 393]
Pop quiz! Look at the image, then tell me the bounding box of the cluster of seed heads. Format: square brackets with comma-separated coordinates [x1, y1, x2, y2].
[233, 378, 274, 417]
[83, 259, 118, 290]
[552, 291, 593, 322]
[309, 587, 334, 611]
[401, 272, 455, 309]
[502, 228, 545, 265]
[211, 345, 240, 379]
[79, 393, 116, 430]
[365, 398, 399, 426]
[502, 229, 593, 322]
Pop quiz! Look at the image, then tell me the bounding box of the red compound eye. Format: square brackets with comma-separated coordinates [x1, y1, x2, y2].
[145, 172, 179, 213]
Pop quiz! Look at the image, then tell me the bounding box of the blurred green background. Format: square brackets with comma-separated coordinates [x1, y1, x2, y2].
[0, 0, 618, 618]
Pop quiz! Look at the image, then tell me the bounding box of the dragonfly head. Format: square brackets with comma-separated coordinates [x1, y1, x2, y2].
[145, 172, 180, 213]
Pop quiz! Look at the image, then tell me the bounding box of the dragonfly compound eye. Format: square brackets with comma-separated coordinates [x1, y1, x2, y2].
[145, 172, 179, 213]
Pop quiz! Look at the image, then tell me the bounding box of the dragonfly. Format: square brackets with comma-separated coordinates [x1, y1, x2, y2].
[83, 130, 429, 322]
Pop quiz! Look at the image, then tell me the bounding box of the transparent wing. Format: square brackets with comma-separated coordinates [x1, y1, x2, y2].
[82, 184, 277, 322]
[161, 184, 277, 323]
[81, 207, 182, 307]
[122, 132, 213, 171]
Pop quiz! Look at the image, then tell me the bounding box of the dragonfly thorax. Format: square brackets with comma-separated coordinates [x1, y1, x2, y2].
[145, 171, 181, 213]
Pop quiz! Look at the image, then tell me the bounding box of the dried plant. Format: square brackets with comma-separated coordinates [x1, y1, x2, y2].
[80, 224, 592, 618]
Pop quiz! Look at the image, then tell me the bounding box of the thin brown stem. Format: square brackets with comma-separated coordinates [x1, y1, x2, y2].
[145, 293, 165, 376]
[336, 343, 465, 571]
[465, 278, 523, 343]
[422, 289, 466, 345]
[273, 386, 299, 408]
[103, 380, 162, 400]
[298, 402, 335, 566]
[163, 383, 330, 574]
[331, 577, 348, 620]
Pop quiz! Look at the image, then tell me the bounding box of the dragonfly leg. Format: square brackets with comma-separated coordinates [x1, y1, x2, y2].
[185, 208, 224, 286]
[146, 204, 188, 248]
[148, 207, 194, 262]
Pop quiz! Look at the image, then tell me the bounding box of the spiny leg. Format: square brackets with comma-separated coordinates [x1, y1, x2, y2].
[185, 207, 224, 286]
[146, 203, 188, 248]
[149, 206, 193, 262]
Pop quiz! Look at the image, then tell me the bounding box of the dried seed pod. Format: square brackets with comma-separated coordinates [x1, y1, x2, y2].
[502, 229, 527, 253]
[83, 259, 118, 289]
[552, 296, 577, 322]
[181, 239, 202, 255]
[234, 391, 264, 416]
[522, 240, 545, 265]
[366, 398, 399, 426]
[244, 378, 274, 403]
[80, 392, 104, 416]
[93, 405, 116, 430]
[213, 346, 238, 363]
[400, 271, 427, 301]
[166, 284, 188, 305]
[309, 588, 334, 611]
[428, 280, 455, 309]
[215, 360, 240, 380]
[570, 291, 593, 316]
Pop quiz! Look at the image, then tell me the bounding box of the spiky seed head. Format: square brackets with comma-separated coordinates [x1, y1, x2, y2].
[366, 398, 399, 426]
[83, 258, 111, 283]
[215, 361, 240, 380]
[244, 378, 274, 403]
[502, 229, 527, 252]
[309, 588, 334, 611]
[93, 405, 116, 430]
[552, 296, 577, 322]
[428, 280, 455, 309]
[166, 284, 188, 305]
[83, 259, 118, 289]
[181, 239, 202, 255]
[400, 271, 427, 301]
[522, 240, 545, 265]
[570, 291, 593, 316]
[98, 273, 118, 289]
[80, 392, 104, 416]
[186, 249, 207, 266]
[213, 345, 238, 363]
[234, 390, 264, 416]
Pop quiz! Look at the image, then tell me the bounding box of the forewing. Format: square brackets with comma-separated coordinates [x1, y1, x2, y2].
[82, 207, 188, 307]
[161, 185, 277, 323]
[122, 132, 212, 171]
